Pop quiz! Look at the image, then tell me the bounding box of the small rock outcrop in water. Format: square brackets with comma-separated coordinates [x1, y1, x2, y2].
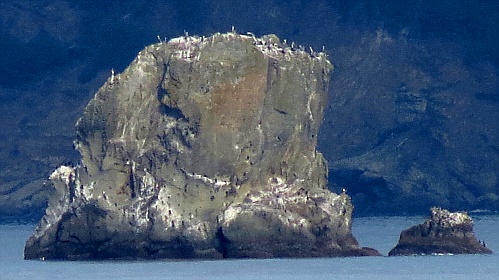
[24, 32, 379, 260]
[389, 207, 492, 256]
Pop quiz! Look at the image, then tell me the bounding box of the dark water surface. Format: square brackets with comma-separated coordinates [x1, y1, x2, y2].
[2, 216, 498, 280]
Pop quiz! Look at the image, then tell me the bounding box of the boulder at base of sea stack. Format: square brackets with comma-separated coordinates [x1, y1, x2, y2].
[24, 32, 380, 260]
[389, 207, 492, 256]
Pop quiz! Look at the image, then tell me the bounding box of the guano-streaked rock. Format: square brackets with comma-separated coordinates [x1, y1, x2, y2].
[389, 207, 492, 256]
[24, 32, 379, 260]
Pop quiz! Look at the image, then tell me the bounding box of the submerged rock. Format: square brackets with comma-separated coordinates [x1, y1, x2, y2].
[24, 32, 379, 260]
[389, 207, 492, 256]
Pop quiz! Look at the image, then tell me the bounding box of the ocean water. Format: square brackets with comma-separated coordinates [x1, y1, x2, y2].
[1, 216, 498, 280]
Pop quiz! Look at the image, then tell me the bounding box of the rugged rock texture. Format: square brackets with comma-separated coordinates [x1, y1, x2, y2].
[389, 207, 493, 256]
[24, 32, 379, 260]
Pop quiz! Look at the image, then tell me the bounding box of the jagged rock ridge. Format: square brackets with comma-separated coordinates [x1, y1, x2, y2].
[24, 32, 379, 260]
[389, 207, 492, 256]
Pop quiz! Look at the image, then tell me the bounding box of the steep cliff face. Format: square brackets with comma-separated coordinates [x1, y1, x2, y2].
[321, 30, 499, 215]
[24, 32, 378, 260]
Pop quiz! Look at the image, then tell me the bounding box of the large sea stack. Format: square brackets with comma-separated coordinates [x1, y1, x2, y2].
[24, 32, 379, 260]
[389, 207, 492, 256]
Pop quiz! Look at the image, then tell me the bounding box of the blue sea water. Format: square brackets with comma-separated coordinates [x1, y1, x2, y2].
[1, 215, 498, 280]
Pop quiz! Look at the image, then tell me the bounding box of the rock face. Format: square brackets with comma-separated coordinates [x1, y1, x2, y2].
[24, 32, 379, 260]
[389, 207, 492, 256]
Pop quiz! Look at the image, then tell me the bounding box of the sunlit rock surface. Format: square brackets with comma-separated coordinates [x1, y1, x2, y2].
[389, 207, 493, 256]
[24, 32, 379, 260]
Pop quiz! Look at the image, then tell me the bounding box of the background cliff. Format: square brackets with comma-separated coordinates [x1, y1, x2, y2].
[1, 0, 498, 221]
